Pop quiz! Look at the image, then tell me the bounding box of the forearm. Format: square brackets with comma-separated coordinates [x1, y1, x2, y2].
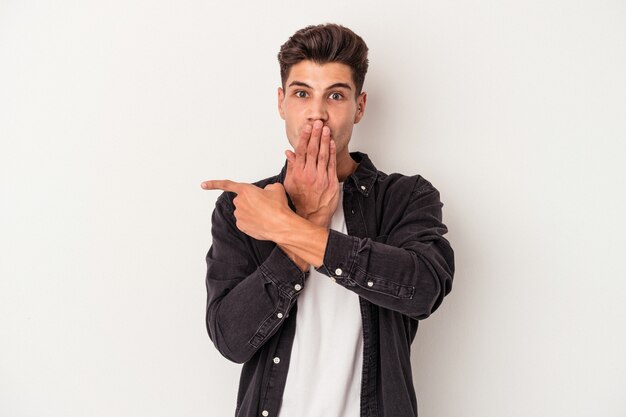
[277, 213, 330, 272]
[274, 182, 454, 320]
[313, 229, 453, 319]
[207, 253, 303, 363]
[277, 245, 310, 272]
[207, 258, 294, 363]
[206, 195, 308, 363]
[273, 211, 330, 270]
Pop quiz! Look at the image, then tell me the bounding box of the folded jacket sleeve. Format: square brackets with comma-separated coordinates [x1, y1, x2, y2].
[314, 178, 455, 320]
[205, 192, 307, 364]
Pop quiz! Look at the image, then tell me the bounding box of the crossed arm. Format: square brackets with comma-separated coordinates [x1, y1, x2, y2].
[202, 120, 340, 272]
[201, 121, 453, 363]
[202, 120, 343, 362]
[203, 177, 454, 363]
[201, 179, 329, 271]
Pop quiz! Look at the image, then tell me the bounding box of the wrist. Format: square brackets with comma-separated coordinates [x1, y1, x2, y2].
[295, 206, 330, 223]
[278, 244, 310, 272]
[305, 212, 332, 228]
[273, 209, 329, 269]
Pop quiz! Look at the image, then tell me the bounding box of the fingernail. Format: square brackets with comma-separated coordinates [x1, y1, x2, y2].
[314, 120, 323, 129]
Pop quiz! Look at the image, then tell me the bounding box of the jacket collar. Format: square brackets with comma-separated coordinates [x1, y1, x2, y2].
[277, 151, 378, 197]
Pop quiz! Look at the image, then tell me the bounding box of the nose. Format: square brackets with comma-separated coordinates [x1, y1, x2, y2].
[307, 96, 328, 123]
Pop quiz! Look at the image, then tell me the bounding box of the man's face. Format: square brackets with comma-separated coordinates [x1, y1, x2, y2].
[278, 60, 366, 156]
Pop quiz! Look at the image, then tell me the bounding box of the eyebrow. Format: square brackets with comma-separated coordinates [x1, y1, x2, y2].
[288, 81, 352, 91]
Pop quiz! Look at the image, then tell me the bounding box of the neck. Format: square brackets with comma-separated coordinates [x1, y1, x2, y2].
[335, 150, 359, 183]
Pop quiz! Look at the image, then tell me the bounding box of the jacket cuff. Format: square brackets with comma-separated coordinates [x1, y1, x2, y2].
[259, 245, 308, 299]
[314, 229, 360, 281]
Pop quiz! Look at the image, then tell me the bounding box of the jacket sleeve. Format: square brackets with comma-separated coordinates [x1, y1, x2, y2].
[205, 192, 307, 364]
[314, 178, 455, 320]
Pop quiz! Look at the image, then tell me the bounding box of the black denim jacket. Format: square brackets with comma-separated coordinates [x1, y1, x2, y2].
[205, 151, 454, 417]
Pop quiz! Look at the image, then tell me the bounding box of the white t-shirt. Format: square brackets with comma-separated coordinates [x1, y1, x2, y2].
[278, 183, 363, 417]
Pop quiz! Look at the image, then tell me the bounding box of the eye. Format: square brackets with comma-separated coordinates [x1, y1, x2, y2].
[295, 90, 308, 98]
[329, 92, 343, 100]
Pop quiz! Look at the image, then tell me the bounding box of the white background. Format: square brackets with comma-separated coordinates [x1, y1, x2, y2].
[1, 1, 625, 416]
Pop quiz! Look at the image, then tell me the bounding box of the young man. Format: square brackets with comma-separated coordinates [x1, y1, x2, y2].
[201, 24, 454, 417]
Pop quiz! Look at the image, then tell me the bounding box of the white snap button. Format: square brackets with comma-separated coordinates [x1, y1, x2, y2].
[277, 312, 283, 319]
[273, 357, 280, 364]
[335, 268, 343, 275]
[262, 411, 269, 417]
[360, 185, 366, 190]
[367, 281, 374, 287]
[294, 284, 302, 291]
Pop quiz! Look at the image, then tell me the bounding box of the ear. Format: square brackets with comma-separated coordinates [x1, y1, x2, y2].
[354, 91, 367, 124]
[277, 87, 286, 120]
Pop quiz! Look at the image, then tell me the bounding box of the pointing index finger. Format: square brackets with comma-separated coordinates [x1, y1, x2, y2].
[200, 179, 244, 194]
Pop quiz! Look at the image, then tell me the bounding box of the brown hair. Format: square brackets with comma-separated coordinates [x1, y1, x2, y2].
[277, 23, 369, 96]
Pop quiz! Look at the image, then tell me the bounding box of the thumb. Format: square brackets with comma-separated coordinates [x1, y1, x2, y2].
[264, 182, 285, 192]
[284, 150, 295, 164]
